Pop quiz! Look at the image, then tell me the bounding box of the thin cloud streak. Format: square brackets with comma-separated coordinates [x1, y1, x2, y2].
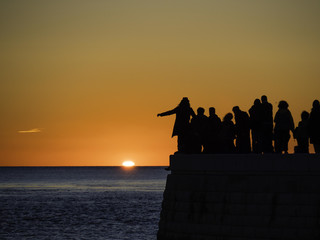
[18, 128, 42, 134]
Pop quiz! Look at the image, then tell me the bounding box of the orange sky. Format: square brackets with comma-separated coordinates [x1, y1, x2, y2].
[1, 1, 319, 166]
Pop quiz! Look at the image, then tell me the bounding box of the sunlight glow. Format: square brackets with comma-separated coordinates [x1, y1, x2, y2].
[122, 161, 135, 167]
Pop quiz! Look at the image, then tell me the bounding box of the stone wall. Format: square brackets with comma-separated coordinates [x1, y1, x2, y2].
[158, 154, 320, 240]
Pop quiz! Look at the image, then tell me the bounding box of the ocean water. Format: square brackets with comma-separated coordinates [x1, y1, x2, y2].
[0, 167, 168, 240]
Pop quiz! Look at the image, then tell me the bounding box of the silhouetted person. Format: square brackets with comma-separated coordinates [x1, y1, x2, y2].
[219, 113, 236, 153]
[157, 97, 195, 153]
[205, 107, 222, 153]
[232, 106, 251, 153]
[249, 99, 263, 153]
[294, 111, 309, 153]
[191, 107, 208, 153]
[309, 100, 320, 153]
[260, 95, 274, 153]
[274, 100, 294, 154]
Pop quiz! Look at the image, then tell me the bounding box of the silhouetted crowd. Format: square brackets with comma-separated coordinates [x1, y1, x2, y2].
[157, 96, 320, 154]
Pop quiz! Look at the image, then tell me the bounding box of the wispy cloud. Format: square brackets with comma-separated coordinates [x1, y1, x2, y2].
[18, 128, 43, 134]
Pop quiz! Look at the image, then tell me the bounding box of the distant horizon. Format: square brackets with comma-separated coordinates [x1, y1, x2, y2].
[2, 152, 320, 167]
[0, 165, 167, 167]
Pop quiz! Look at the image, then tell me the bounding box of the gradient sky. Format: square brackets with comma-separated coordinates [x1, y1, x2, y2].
[1, 0, 319, 166]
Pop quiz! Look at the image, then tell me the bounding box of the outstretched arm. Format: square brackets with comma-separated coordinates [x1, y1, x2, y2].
[157, 108, 177, 117]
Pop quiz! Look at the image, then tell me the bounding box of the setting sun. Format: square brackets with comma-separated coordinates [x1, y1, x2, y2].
[122, 161, 135, 167]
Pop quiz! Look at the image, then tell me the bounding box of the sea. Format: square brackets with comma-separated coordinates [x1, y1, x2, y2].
[0, 167, 168, 240]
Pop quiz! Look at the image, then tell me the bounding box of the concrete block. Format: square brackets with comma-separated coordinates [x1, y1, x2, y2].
[162, 189, 173, 199]
[213, 204, 225, 214]
[270, 177, 294, 193]
[256, 205, 273, 215]
[272, 216, 292, 227]
[202, 223, 221, 235]
[226, 193, 246, 204]
[165, 190, 190, 201]
[226, 204, 246, 215]
[225, 193, 242, 203]
[277, 193, 296, 204]
[226, 181, 247, 193]
[206, 176, 228, 192]
[172, 212, 187, 223]
[229, 225, 244, 236]
[162, 200, 175, 211]
[190, 191, 207, 202]
[308, 156, 320, 171]
[205, 192, 225, 203]
[245, 204, 259, 216]
[220, 225, 232, 236]
[204, 214, 222, 225]
[275, 205, 298, 217]
[253, 226, 269, 238]
[174, 201, 191, 212]
[296, 193, 320, 204]
[245, 176, 278, 193]
[298, 176, 320, 193]
[267, 227, 284, 238]
[246, 215, 270, 227]
[222, 215, 249, 226]
[297, 227, 320, 239]
[240, 226, 256, 238]
[292, 216, 319, 227]
[297, 205, 320, 217]
[183, 176, 207, 191]
[281, 226, 299, 239]
[203, 203, 215, 214]
[251, 193, 275, 204]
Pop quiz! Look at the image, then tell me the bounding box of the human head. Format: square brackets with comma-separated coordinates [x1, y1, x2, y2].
[197, 107, 205, 116]
[301, 111, 309, 121]
[223, 113, 233, 122]
[254, 99, 261, 106]
[278, 100, 289, 109]
[232, 106, 240, 114]
[313, 100, 320, 109]
[179, 97, 190, 108]
[261, 95, 268, 103]
[209, 107, 216, 116]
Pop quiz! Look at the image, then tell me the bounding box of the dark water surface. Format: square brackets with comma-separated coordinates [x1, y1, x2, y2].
[0, 167, 168, 240]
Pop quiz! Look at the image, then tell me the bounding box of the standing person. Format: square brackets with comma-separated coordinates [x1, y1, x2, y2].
[309, 100, 320, 153]
[206, 107, 222, 153]
[260, 95, 274, 153]
[219, 113, 236, 153]
[157, 97, 195, 153]
[294, 111, 310, 153]
[232, 106, 251, 153]
[249, 99, 263, 153]
[274, 100, 295, 154]
[191, 107, 208, 153]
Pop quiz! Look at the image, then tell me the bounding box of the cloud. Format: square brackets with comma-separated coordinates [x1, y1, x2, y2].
[18, 128, 42, 134]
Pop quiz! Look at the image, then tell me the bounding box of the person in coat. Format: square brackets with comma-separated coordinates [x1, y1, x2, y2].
[309, 100, 320, 153]
[205, 107, 222, 153]
[219, 113, 236, 153]
[249, 99, 263, 153]
[294, 111, 309, 153]
[232, 106, 251, 153]
[157, 97, 196, 153]
[274, 100, 294, 154]
[260, 95, 274, 153]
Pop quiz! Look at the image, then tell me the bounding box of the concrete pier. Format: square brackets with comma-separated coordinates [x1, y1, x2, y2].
[158, 154, 320, 240]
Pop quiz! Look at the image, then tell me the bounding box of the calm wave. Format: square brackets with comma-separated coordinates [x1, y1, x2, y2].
[0, 167, 168, 240]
